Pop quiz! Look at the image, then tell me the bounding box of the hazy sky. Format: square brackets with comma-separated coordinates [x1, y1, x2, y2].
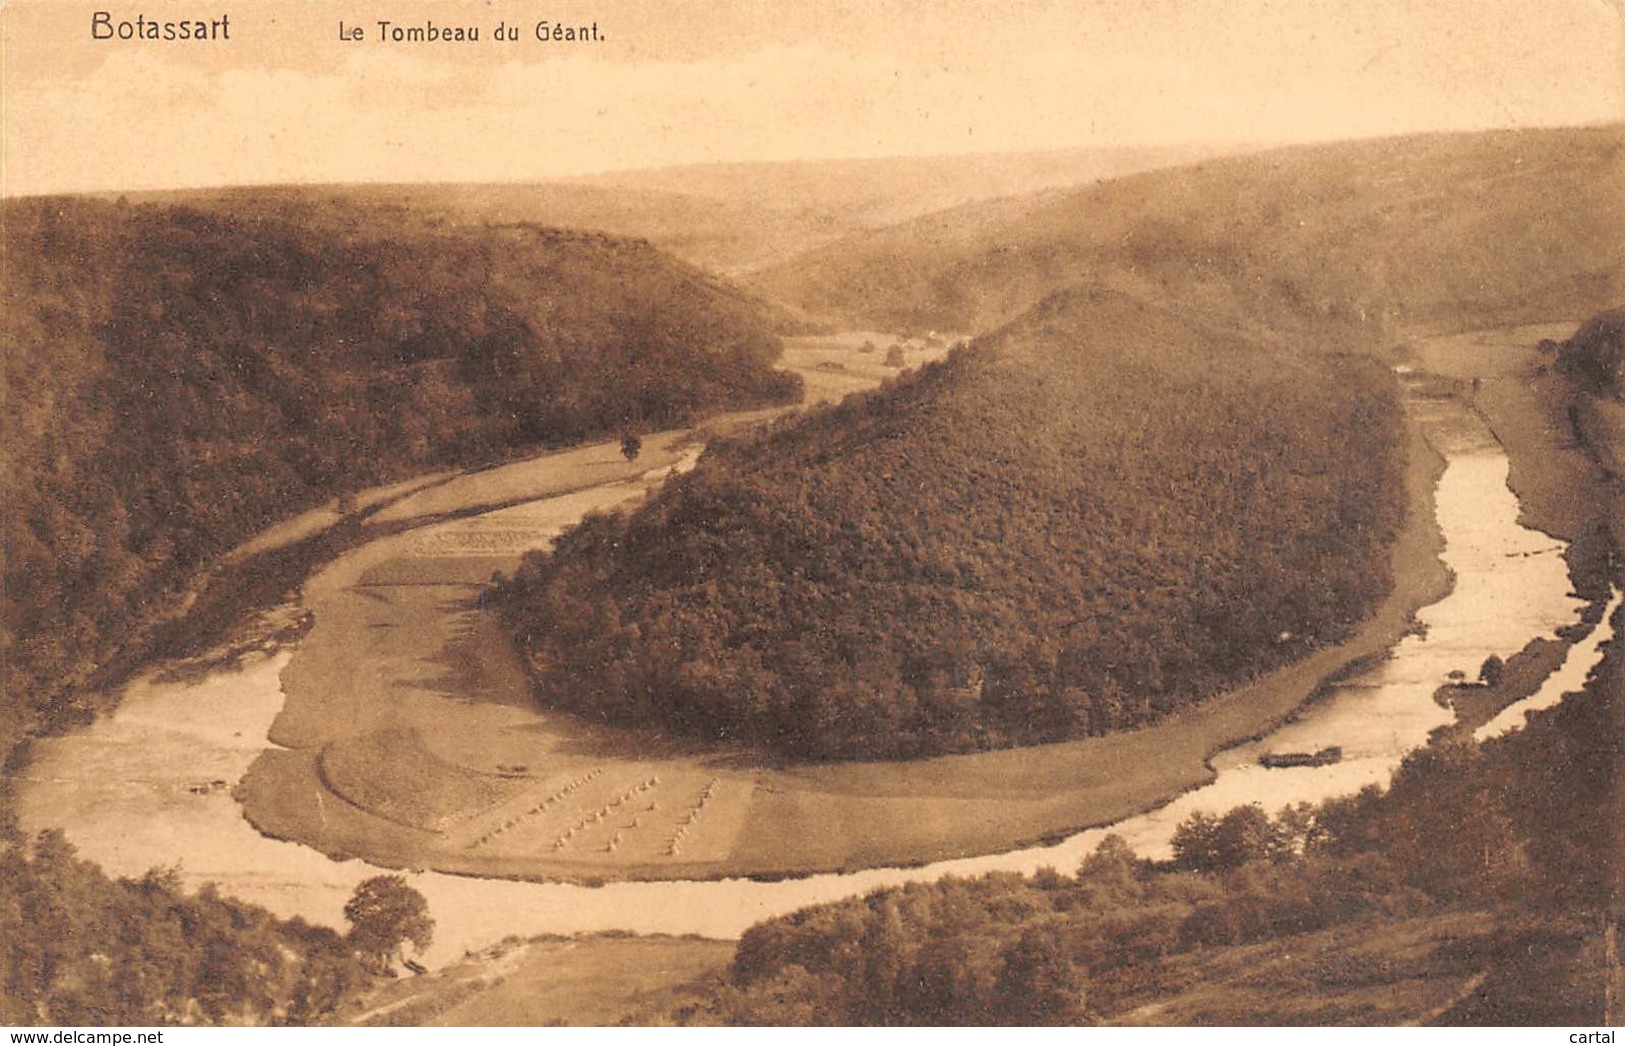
[3, 0, 1622, 195]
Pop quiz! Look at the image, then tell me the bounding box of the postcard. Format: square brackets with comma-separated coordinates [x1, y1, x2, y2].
[3, 0, 1622, 1030]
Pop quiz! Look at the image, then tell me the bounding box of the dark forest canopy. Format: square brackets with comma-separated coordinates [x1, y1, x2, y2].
[0, 830, 368, 1025]
[1554, 305, 1625, 391]
[0, 196, 800, 750]
[494, 287, 1405, 760]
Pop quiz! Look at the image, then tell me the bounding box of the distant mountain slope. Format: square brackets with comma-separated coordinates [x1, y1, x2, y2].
[753, 125, 1625, 338]
[126, 143, 1231, 277]
[495, 287, 1403, 759]
[1, 197, 798, 749]
[140, 182, 813, 278]
[565, 143, 1235, 271]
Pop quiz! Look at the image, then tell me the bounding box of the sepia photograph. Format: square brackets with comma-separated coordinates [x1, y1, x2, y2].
[1, 0, 1622, 1029]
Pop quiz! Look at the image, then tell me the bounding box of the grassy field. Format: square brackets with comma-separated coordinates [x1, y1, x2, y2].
[1094, 908, 1615, 1026]
[341, 934, 733, 1026]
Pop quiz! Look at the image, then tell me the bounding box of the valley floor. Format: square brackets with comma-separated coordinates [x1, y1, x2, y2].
[12, 321, 1617, 1023]
[236, 333, 1451, 884]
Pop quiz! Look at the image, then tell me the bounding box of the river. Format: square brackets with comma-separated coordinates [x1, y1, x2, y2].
[13, 331, 1617, 967]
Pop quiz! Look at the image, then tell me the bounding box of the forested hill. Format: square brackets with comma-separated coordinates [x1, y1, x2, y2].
[1, 197, 799, 751]
[752, 125, 1625, 339]
[494, 286, 1403, 760]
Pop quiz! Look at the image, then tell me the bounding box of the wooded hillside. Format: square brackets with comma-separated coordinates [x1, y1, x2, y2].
[753, 126, 1625, 341]
[1, 196, 799, 750]
[494, 127, 1625, 763]
[495, 287, 1403, 759]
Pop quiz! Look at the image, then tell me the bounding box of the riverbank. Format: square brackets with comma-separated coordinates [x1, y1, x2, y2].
[1412, 323, 1623, 736]
[1413, 323, 1617, 593]
[233, 368, 1450, 884]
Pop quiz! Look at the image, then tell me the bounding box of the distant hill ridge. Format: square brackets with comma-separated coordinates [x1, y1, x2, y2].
[753, 124, 1625, 340]
[567, 142, 1238, 268]
[112, 141, 1234, 275]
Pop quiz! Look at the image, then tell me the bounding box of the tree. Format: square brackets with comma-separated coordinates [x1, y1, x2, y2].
[883, 344, 906, 368]
[1171, 805, 1287, 873]
[994, 924, 1087, 1025]
[1077, 833, 1145, 905]
[1479, 654, 1505, 687]
[620, 433, 643, 461]
[343, 876, 433, 972]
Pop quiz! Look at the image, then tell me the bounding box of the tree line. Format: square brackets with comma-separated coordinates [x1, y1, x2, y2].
[0, 817, 437, 1025]
[681, 598, 1622, 1024]
[0, 829, 363, 1024]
